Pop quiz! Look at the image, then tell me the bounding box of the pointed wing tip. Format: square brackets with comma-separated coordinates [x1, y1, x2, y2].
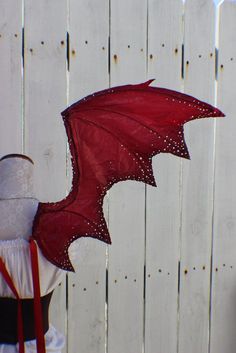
[145, 179, 157, 187]
[148, 176, 157, 187]
[183, 154, 191, 160]
[95, 232, 112, 245]
[105, 236, 112, 245]
[68, 264, 75, 272]
[212, 108, 225, 117]
[219, 111, 225, 117]
[203, 104, 225, 118]
[139, 79, 156, 88]
[61, 108, 68, 117]
[146, 78, 156, 85]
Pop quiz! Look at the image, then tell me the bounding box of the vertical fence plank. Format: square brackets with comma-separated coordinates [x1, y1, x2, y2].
[108, 1, 147, 353]
[211, 1, 236, 353]
[0, 0, 23, 154]
[24, 0, 68, 347]
[145, 1, 183, 353]
[24, 0, 68, 202]
[68, 0, 109, 100]
[67, 1, 109, 352]
[179, 1, 216, 353]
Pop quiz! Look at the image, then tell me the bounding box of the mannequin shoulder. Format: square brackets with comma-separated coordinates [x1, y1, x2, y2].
[0, 198, 39, 240]
[0, 198, 39, 214]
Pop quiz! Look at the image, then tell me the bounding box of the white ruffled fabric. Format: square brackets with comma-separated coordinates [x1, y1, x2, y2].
[0, 238, 65, 298]
[0, 326, 64, 353]
[0, 157, 66, 351]
[0, 238, 65, 353]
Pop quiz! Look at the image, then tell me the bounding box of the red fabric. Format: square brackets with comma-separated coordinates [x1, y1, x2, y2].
[29, 239, 46, 353]
[0, 257, 25, 353]
[32, 80, 225, 271]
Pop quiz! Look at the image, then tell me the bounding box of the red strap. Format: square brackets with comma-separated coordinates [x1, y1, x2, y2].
[0, 257, 25, 353]
[29, 238, 46, 353]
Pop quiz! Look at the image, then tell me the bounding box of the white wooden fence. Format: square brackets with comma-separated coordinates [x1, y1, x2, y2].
[0, 1, 235, 352]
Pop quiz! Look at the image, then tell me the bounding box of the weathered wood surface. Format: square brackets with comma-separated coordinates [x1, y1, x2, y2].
[67, 1, 109, 353]
[24, 0, 68, 349]
[179, 1, 216, 353]
[145, 1, 183, 353]
[0, 1, 234, 352]
[108, 1, 147, 352]
[211, 1, 236, 353]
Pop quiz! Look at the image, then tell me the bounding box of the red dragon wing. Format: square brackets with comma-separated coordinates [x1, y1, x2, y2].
[32, 80, 224, 271]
